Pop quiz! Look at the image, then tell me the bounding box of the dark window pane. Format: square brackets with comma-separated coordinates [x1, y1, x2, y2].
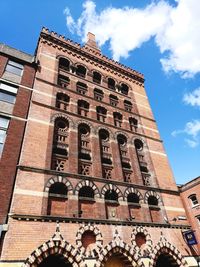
[0, 91, 16, 103]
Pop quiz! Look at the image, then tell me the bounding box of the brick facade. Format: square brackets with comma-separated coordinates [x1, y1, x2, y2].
[0, 29, 198, 267]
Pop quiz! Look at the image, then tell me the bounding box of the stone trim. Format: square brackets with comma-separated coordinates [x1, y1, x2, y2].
[44, 176, 73, 193]
[50, 112, 75, 129]
[101, 184, 123, 201]
[74, 180, 100, 197]
[144, 191, 162, 205]
[124, 187, 143, 203]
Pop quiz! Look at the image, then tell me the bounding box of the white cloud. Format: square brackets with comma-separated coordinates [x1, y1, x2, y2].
[64, 0, 200, 77]
[172, 120, 200, 147]
[183, 88, 200, 106]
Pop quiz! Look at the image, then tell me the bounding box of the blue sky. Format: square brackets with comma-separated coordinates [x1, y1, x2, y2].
[0, 0, 199, 184]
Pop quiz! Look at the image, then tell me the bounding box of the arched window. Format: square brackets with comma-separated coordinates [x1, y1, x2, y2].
[127, 193, 139, 204]
[134, 139, 150, 186]
[76, 65, 86, 78]
[56, 93, 70, 110]
[124, 100, 132, 112]
[129, 117, 138, 131]
[78, 124, 91, 175]
[108, 78, 115, 90]
[57, 75, 70, 88]
[105, 189, 119, 219]
[93, 71, 101, 84]
[58, 58, 70, 72]
[188, 194, 199, 207]
[47, 182, 68, 216]
[127, 193, 141, 220]
[78, 186, 95, 218]
[109, 94, 118, 107]
[99, 129, 112, 179]
[113, 112, 122, 127]
[52, 118, 69, 172]
[96, 106, 107, 122]
[148, 196, 158, 206]
[156, 253, 179, 267]
[76, 81, 88, 95]
[121, 83, 129, 95]
[94, 88, 104, 101]
[78, 100, 89, 117]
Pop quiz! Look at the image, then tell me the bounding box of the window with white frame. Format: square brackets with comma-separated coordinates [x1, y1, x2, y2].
[5, 60, 23, 76]
[0, 116, 10, 156]
[0, 82, 18, 104]
[188, 194, 199, 207]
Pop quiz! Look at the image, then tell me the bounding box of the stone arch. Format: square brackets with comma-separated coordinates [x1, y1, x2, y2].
[22, 239, 82, 267]
[50, 113, 75, 129]
[101, 184, 123, 201]
[144, 191, 162, 205]
[96, 125, 114, 139]
[124, 187, 143, 202]
[74, 180, 100, 198]
[75, 119, 94, 132]
[57, 55, 73, 66]
[76, 223, 103, 257]
[97, 242, 137, 267]
[131, 226, 153, 259]
[114, 131, 129, 142]
[44, 176, 73, 193]
[151, 237, 188, 267]
[132, 136, 147, 148]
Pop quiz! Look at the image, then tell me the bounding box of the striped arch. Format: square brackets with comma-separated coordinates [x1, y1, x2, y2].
[76, 119, 94, 132]
[50, 113, 75, 128]
[131, 226, 153, 259]
[22, 239, 82, 267]
[76, 223, 103, 257]
[101, 184, 123, 201]
[144, 190, 162, 205]
[124, 187, 143, 202]
[132, 136, 147, 148]
[57, 54, 74, 65]
[74, 180, 100, 198]
[151, 237, 188, 267]
[44, 176, 73, 193]
[96, 242, 137, 267]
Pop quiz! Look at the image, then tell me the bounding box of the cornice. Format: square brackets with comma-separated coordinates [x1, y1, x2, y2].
[39, 27, 144, 84]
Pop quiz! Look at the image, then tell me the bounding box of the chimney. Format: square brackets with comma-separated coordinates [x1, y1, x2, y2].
[84, 32, 101, 54]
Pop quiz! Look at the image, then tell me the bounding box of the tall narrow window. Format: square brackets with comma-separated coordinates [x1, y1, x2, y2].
[0, 116, 9, 156]
[76, 65, 86, 78]
[148, 195, 160, 223]
[113, 112, 122, 127]
[93, 71, 101, 84]
[117, 134, 132, 182]
[78, 124, 91, 176]
[5, 60, 23, 76]
[58, 58, 70, 71]
[99, 129, 113, 179]
[96, 106, 107, 122]
[108, 78, 115, 90]
[127, 193, 141, 220]
[78, 100, 89, 117]
[56, 93, 69, 110]
[129, 117, 138, 131]
[47, 182, 68, 216]
[52, 118, 69, 172]
[134, 139, 150, 186]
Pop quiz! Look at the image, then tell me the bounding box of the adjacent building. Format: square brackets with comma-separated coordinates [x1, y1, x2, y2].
[0, 44, 36, 245]
[0, 28, 198, 267]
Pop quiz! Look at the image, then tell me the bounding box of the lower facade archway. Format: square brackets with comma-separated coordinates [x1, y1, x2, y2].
[155, 253, 179, 267]
[38, 254, 72, 267]
[104, 253, 133, 267]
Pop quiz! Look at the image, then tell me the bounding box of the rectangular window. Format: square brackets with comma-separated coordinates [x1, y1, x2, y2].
[0, 82, 18, 104]
[0, 116, 9, 156]
[5, 60, 23, 76]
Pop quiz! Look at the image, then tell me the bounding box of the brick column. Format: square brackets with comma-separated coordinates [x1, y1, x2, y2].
[91, 131, 102, 177]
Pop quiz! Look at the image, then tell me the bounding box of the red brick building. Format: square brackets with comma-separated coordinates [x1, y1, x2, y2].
[179, 177, 200, 256]
[0, 28, 198, 267]
[0, 44, 36, 240]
